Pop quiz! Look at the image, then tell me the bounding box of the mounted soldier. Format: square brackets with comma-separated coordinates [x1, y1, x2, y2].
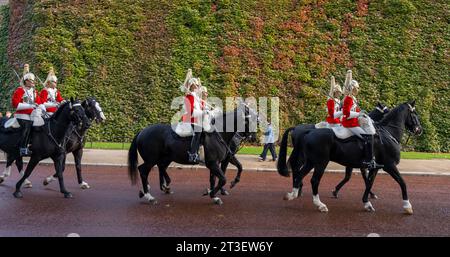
[40, 67, 64, 116]
[180, 69, 207, 164]
[342, 70, 382, 169]
[11, 64, 45, 156]
[325, 76, 343, 127]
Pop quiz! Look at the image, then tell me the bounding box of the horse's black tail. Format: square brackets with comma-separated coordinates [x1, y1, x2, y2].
[128, 132, 140, 185]
[277, 127, 294, 177]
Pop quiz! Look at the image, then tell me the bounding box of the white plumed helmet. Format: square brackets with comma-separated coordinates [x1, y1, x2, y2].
[181, 68, 201, 93]
[44, 67, 58, 85]
[343, 70, 359, 95]
[329, 75, 342, 96]
[22, 64, 35, 83]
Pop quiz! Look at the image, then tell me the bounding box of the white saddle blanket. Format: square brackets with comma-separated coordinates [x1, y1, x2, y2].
[315, 114, 376, 140]
[331, 126, 354, 139]
[174, 122, 194, 137]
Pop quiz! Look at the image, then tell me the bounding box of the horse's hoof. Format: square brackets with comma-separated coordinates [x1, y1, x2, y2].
[364, 202, 376, 212]
[0, 177, 4, 184]
[220, 190, 229, 196]
[318, 204, 329, 212]
[139, 191, 144, 198]
[283, 192, 297, 201]
[149, 199, 158, 205]
[161, 185, 173, 194]
[404, 207, 413, 215]
[13, 191, 23, 198]
[64, 192, 73, 198]
[24, 182, 33, 188]
[80, 182, 90, 189]
[370, 194, 378, 199]
[332, 190, 338, 198]
[213, 197, 223, 205]
[43, 180, 48, 186]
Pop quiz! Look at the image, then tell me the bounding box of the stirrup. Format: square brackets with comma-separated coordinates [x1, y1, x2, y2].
[187, 152, 200, 164]
[20, 148, 32, 157]
[363, 159, 383, 169]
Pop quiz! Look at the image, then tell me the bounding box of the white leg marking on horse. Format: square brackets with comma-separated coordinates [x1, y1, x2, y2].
[312, 194, 328, 212]
[403, 200, 413, 215]
[80, 181, 90, 189]
[284, 188, 299, 200]
[143, 193, 156, 203]
[364, 201, 375, 212]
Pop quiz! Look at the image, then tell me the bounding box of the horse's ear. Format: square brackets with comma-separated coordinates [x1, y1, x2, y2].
[377, 102, 382, 107]
[70, 97, 74, 103]
[411, 100, 416, 106]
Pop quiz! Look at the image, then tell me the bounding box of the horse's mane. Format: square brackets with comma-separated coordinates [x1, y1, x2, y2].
[379, 102, 407, 126]
[51, 101, 70, 120]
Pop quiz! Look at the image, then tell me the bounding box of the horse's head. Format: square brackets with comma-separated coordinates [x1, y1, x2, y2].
[68, 98, 89, 130]
[404, 100, 423, 136]
[82, 97, 106, 124]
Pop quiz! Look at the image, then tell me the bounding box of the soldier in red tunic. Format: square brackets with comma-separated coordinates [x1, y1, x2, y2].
[181, 69, 205, 164]
[40, 67, 64, 116]
[11, 64, 45, 156]
[342, 70, 383, 169]
[325, 76, 343, 127]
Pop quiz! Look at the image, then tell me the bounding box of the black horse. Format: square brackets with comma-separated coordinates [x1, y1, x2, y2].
[157, 130, 257, 197]
[0, 99, 88, 198]
[280, 102, 390, 201]
[277, 101, 422, 214]
[0, 98, 105, 189]
[42, 97, 106, 189]
[128, 103, 257, 205]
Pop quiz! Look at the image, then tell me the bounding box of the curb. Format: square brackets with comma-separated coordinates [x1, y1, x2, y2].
[1, 160, 449, 177]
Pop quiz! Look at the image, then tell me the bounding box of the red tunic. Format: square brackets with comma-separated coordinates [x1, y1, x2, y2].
[342, 95, 360, 128]
[40, 88, 64, 113]
[11, 87, 43, 115]
[326, 98, 341, 124]
[181, 94, 197, 124]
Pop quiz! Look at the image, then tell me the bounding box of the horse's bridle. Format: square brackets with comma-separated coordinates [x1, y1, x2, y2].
[47, 102, 85, 151]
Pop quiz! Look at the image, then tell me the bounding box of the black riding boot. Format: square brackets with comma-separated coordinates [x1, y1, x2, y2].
[361, 134, 383, 169]
[18, 119, 33, 157]
[188, 128, 202, 164]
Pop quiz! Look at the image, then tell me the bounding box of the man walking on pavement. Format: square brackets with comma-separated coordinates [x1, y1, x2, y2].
[259, 121, 277, 162]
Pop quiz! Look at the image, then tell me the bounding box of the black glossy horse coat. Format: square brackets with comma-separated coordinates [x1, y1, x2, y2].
[277, 101, 422, 213]
[278, 103, 390, 199]
[0, 99, 88, 198]
[128, 105, 256, 204]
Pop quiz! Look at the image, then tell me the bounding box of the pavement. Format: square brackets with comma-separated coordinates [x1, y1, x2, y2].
[1, 149, 450, 176]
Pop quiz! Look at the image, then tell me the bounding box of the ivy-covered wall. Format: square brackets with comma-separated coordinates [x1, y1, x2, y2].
[0, 0, 448, 151]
